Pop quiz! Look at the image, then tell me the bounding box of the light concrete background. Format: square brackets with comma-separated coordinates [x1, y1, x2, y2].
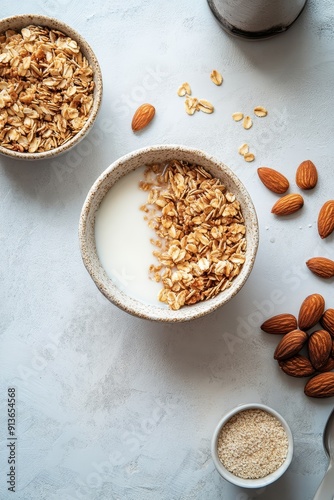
[1, 1, 334, 499]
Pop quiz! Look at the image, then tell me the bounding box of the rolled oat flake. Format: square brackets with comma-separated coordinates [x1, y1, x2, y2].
[217, 409, 289, 479]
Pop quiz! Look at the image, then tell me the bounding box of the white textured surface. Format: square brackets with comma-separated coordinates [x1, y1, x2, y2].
[1, 1, 334, 499]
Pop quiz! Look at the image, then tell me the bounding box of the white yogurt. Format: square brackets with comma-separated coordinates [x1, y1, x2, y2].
[94, 166, 165, 306]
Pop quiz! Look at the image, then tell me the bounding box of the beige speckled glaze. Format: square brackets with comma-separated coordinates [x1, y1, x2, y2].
[79, 145, 259, 322]
[0, 14, 103, 161]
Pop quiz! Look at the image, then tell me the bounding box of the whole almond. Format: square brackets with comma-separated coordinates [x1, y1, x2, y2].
[271, 193, 304, 216]
[317, 356, 334, 373]
[131, 103, 155, 132]
[278, 355, 315, 377]
[274, 329, 308, 361]
[257, 167, 289, 194]
[308, 329, 332, 369]
[318, 200, 334, 239]
[320, 309, 334, 337]
[304, 372, 334, 398]
[261, 313, 297, 334]
[295, 160, 318, 190]
[306, 257, 334, 279]
[298, 293, 325, 331]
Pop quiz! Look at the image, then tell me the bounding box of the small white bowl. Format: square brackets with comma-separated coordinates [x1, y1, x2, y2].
[79, 144, 259, 322]
[211, 403, 293, 488]
[0, 14, 103, 160]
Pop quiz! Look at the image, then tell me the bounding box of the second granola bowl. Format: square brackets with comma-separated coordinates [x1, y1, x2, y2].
[79, 145, 259, 322]
[0, 14, 102, 160]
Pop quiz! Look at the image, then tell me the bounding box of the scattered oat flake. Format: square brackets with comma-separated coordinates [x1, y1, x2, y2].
[242, 116, 253, 130]
[210, 70, 223, 86]
[254, 106, 268, 117]
[197, 99, 214, 114]
[177, 82, 191, 97]
[232, 112, 244, 122]
[238, 143, 249, 156]
[244, 152, 255, 162]
[184, 97, 198, 115]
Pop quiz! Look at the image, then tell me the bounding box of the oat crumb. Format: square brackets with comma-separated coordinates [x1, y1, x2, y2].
[217, 409, 289, 479]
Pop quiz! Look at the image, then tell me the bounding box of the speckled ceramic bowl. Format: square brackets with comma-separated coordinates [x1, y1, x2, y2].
[79, 145, 259, 322]
[0, 14, 102, 161]
[211, 403, 293, 488]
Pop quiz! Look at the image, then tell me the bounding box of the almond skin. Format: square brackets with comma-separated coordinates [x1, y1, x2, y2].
[261, 313, 297, 334]
[271, 193, 304, 216]
[320, 309, 334, 337]
[308, 329, 332, 370]
[295, 160, 318, 190]
[278, 355, 315, 377]
[257, 167, 289, 194]
[304, 372, 334, 398]
[131, 103, 155, 132]
[317, 356, 334, 373]
[306, 257, 334, 279]
[318, 200, 334, 239]
[274, 329, 308, 361]
[298, 293, 325, 331]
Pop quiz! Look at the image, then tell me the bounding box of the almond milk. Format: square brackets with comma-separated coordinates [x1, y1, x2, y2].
[94, 166, 166, 306]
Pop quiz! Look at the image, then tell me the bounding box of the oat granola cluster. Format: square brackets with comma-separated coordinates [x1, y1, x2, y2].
[0, 25, 94, 153]
[139, 160, 247, 310]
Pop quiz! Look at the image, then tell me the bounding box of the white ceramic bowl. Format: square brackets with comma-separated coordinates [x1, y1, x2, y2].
[211, 403, 294, 488]
[79, 144, 259, 322]
[0, 14, 103, 160]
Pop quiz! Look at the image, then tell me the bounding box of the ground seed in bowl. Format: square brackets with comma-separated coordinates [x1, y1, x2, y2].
[217, 409, 289, 479]
[0, 25, 94, 153]
[139, 159, 246, 310]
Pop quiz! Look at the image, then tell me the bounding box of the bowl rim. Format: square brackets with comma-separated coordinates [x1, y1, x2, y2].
[0, 13, 103, 161]
[79, 144, 259, 322]
[211, 402, 294, 488]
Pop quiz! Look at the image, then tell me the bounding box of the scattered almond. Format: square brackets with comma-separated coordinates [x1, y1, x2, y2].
[197, 99, 214, 114]
[210, 70, 223, 86]
[318, 200, 334, 239]
[304, 372, 334, 398]
[308, 329, 332, 370]
[254, 106, 268, 117]
[321, 309, 334, 337]
[274, 329, 308, 361]
[261, 313, 297, 334]
[242, 116, 253, 130]
[271, 193, 304, 216]
[257, 167, 289, 194]
[177, 82, 191, 97]
[296, 160, 318, 190]
[317, 356, 334, 373]
[278, 355, 315, 377]
[232, 112, 244, 122]
[298, 293, 325, 331]
[306, 257, 334, 279]
[131, 103, 155, 132]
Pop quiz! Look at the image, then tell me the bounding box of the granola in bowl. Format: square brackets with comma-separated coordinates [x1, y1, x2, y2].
[0, 14, 102, 160]
[139, 160, 246, 310]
